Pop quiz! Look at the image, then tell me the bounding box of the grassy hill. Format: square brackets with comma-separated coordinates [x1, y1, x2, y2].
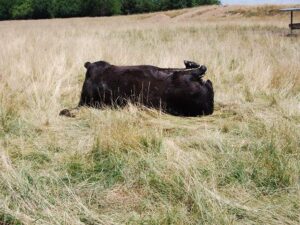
[0, 4, 299, 225]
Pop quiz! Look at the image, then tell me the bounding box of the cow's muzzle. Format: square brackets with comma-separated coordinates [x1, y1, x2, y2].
[59, 109, 77, 117]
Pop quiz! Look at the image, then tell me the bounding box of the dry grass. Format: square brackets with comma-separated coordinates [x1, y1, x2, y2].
[0, 4, 300, 225]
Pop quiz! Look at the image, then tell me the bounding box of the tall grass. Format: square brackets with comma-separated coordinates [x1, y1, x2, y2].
[0, 5, 299, 225]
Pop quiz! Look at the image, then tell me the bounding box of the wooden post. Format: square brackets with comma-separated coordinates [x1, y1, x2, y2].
[290, 11, 293, 35]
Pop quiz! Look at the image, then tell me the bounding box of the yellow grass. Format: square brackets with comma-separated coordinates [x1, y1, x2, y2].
[0, 4, 300, 225]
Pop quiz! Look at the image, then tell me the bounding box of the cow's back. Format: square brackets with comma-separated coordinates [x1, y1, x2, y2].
[80, 64, 170, 107]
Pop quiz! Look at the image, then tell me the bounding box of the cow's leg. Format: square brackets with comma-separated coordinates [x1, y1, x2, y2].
[184, 60, 200, 69]
[158, 60, 201, 73]
[172, 65, 207, 80]
[172, 65, 207, 79]
[192, 65, 207, 78]
[160, 60, 201, 70]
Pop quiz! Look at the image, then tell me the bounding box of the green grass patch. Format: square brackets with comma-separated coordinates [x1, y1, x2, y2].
[251, 141, 292, 193]
[65, 146, 125, 187]
[0, 213, 22, 225]
[23, 152, 51, 166]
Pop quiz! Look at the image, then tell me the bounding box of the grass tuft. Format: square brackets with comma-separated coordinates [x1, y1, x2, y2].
[0, 213, 22, 225]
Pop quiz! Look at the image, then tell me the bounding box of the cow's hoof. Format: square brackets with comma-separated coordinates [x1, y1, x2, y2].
[59, 109, 75, 118]
[199, 65, 207, 75]
[184, 60, 200, 69]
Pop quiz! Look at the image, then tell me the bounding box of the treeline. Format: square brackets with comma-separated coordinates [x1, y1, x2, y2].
[0, 0, 220, 20]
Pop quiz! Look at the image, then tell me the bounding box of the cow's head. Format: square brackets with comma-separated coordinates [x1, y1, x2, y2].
[82, 61, 111, 80]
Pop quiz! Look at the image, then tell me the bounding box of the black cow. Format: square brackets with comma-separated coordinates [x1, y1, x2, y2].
[60, 60, 214, 117]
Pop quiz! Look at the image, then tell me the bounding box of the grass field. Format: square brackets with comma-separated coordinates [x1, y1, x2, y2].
[0, 4, 300, 225]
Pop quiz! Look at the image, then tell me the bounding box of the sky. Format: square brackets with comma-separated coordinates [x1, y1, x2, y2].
[221, 0, 300, 4]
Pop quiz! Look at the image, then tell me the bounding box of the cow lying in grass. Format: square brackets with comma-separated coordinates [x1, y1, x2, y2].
[60, 60, 214, 117]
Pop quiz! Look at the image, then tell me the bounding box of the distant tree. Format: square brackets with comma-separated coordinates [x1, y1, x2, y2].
[108, 0, 121, 15]
[11, 0, 33, 19]
[32, 0, 53, 18]
[0, 0, 220, 20]
[194, 0, 220, 4]
[136, 0, 156, 13]
[52, 0, 81, 18]
[171, 0, 187, 9]
[158, 0, 169, 11]
[81, 0, 121, 17]
[0, 0, 16, 20]
[81, 0, 102, 17]
[121, 0, 138, 14]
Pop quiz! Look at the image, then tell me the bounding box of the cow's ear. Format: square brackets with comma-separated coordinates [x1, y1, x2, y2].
[84, 62, 91, 69]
